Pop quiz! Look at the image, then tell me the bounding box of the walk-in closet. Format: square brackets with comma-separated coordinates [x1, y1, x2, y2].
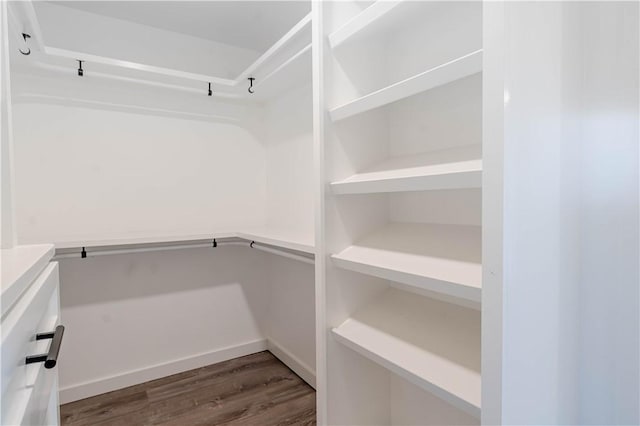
[1, 1, 638, 426]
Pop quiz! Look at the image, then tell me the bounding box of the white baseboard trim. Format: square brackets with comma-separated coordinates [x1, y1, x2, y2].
[267, 337, 316, 389]
[59, 339, 268, 404]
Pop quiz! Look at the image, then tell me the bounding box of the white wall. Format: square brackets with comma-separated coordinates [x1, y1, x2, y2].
[263, 82, 314, 240]
[264, 254, 316, 382]
[575, 2, 639, 424]
[500, 3, 570, 423]
[57, 246, 270, 402]
[9, 60, 267, 245]
[260, 81, 316, 381]
[488, 2, 639, 424]
[12, 102, 266, 244]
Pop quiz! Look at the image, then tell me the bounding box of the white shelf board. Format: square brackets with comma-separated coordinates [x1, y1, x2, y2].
[53, 229, 314, 254]
[1, 244, 55, 317]
[53, 232, 236, 250]
[329, 1, 404, 48]
[331, 148, 482, 195]
[13, 3, 310, 99]
[250, 44, 311, 102]
[329, 49, 483, 121]
[235, 13, 311, 82]
[331, 223, 481, 304]
[332, 288, 481, 418]
[236, 228, 315, 254]
[16, 1, 310, 90]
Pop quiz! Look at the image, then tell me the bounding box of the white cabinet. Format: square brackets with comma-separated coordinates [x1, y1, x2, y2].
[1, 245, 62, 426]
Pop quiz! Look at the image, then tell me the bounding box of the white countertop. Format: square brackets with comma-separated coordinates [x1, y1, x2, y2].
[1, 244, 55, 317]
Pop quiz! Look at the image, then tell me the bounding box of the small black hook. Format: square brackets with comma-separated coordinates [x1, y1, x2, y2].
[77, 60, 84, 77]
[208, 82, 212, 96]
[248, 77, 255, 94]
[19, 33, 31, 55]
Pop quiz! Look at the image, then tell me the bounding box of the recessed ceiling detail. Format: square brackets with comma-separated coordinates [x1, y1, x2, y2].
[51, 1, 311, 52]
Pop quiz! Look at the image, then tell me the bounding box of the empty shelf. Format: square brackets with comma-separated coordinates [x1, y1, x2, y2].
[54, 229, 314, 254]
[332, 288, 481, 417]
[250, 44, 311, 102]
[331, 147, 482, 195]
[53, 232, 236, 250]
[329, 50, 483, 121]
[331, 223, 481, 303]
[329, 1, 404, 48]
[236, 228, 314, 254]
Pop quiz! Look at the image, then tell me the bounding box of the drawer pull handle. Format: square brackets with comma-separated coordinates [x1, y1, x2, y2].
[26, 325, 65, 369]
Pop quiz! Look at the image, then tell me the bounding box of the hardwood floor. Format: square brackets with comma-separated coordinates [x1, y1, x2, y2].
[60, 351, 316, 426]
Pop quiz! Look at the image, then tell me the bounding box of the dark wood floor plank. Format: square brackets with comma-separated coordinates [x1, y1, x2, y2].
[60, 390, 149, 426]
[221, 392, 316, 426]
[60, 351, 316, 426]
[147, 362, 306, 424]
[152, 374, 310, 425]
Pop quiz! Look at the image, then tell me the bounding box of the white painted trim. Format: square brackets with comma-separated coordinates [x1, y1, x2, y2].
[13, 94, 241, 124]
[59, 339, 267, 404]
[481, 2, 505, 424]
[1, 1, 18, 249]
[311, 1, 327, 423]
[267, 337, 316, 389]
[45, 46, 237, 86]
[21, 57, 243, 99]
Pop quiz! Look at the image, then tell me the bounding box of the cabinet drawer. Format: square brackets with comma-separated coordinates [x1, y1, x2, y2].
[1, 262, 61, 426]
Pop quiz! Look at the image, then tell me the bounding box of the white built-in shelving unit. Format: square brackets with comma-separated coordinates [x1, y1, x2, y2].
[316, 1, 483, 424]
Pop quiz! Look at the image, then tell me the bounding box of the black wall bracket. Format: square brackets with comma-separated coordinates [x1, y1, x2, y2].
[19, 33, 31, 55]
